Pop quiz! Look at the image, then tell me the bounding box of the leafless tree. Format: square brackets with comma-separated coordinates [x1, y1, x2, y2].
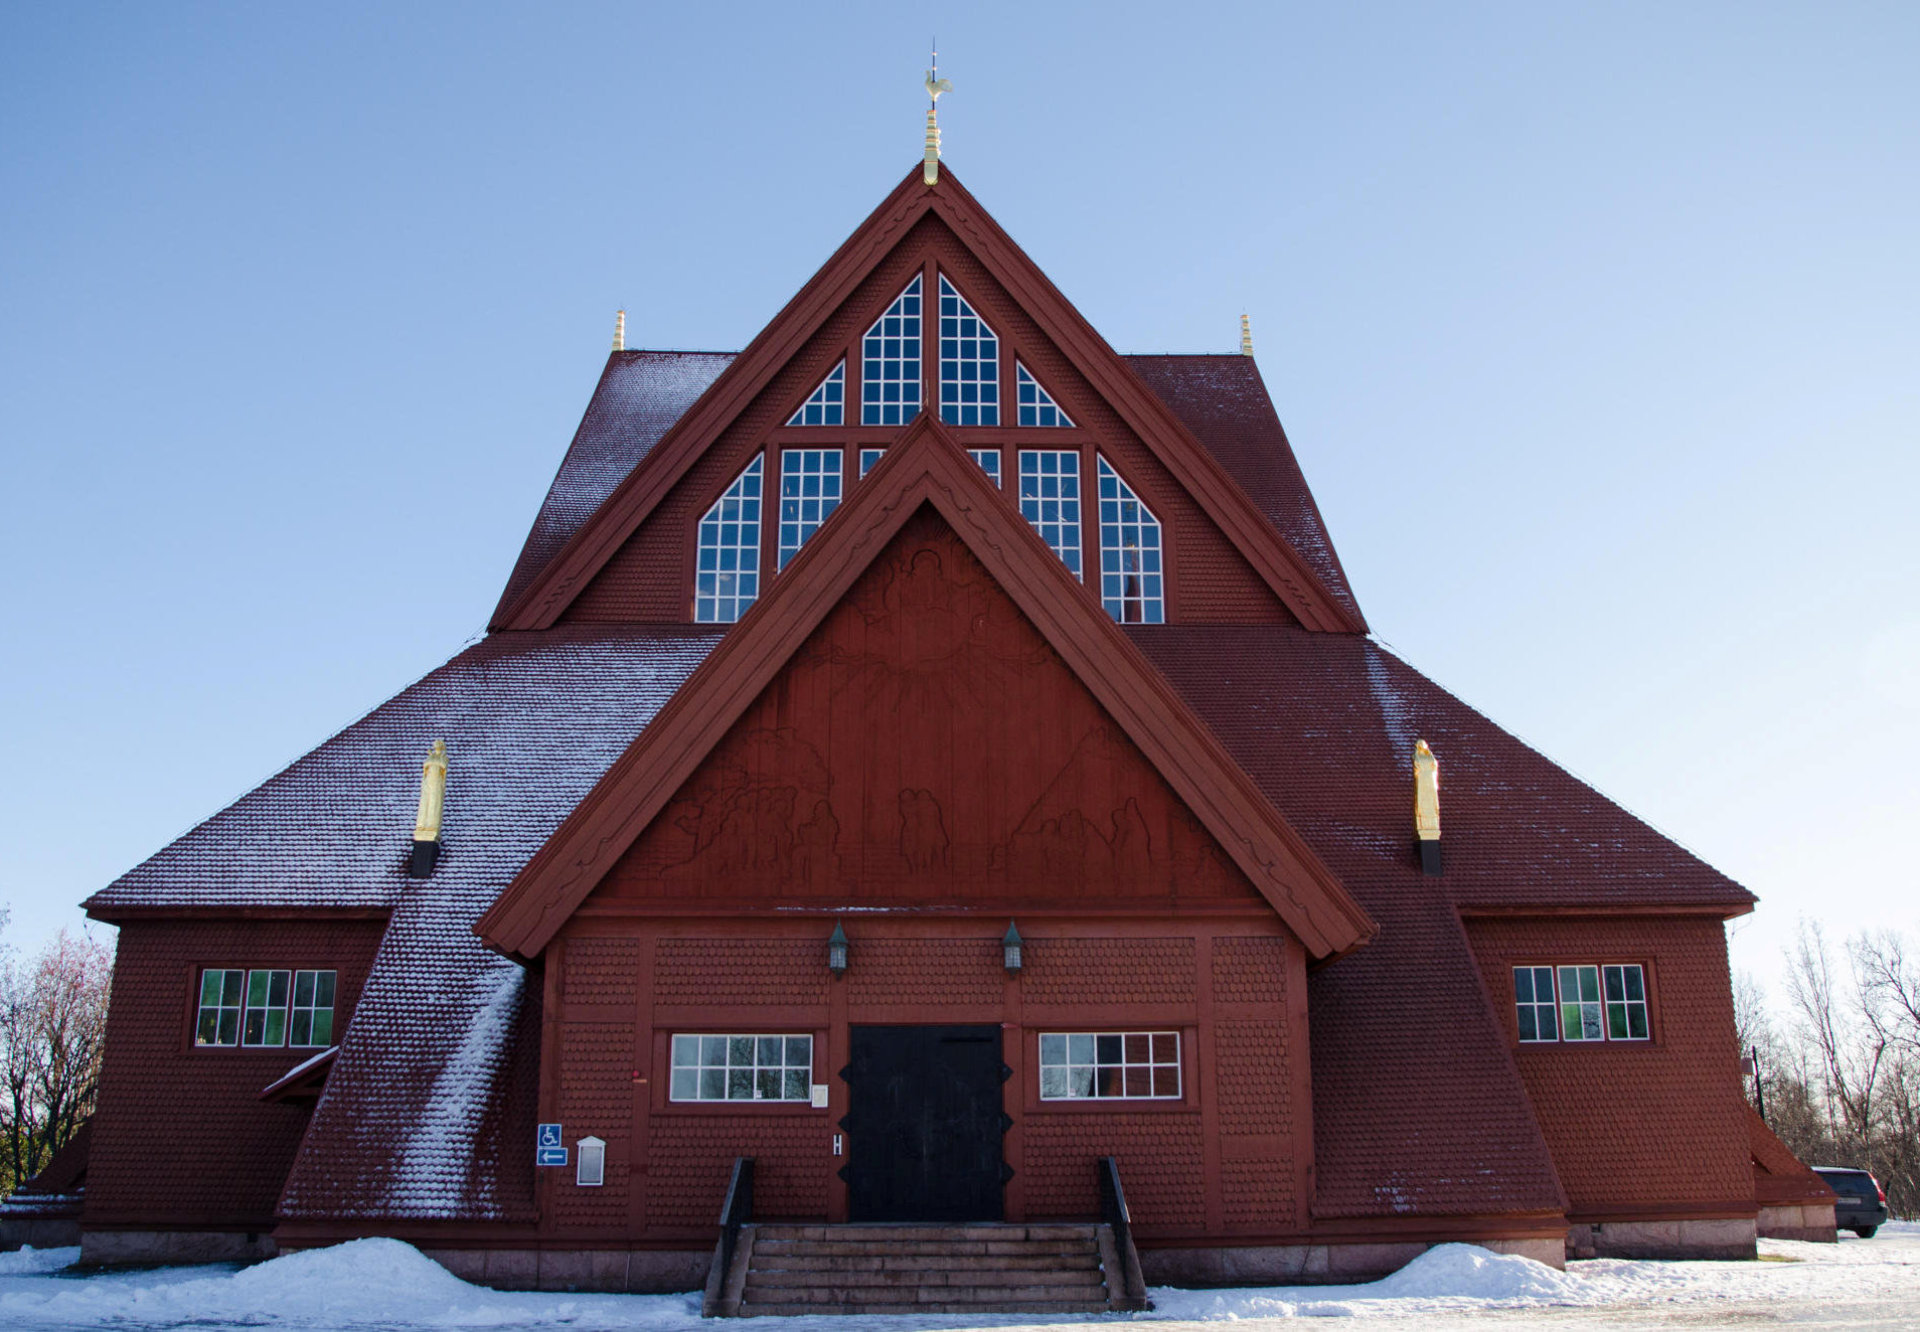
[0, 925, 114, 1194]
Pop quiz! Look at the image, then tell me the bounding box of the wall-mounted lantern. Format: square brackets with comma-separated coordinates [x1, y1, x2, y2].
[827, 921, 850, 978]
[1003, 921, 1024, 974]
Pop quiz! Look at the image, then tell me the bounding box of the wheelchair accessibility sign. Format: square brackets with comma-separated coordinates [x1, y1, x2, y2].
[536, 1122, 566, 1166]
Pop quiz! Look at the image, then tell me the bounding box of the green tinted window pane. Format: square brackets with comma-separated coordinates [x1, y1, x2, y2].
[263, 1008, 286, 1046]
[309, 1010, 332, 1046]
[243, 1009, 265, 1045]
[294, 972, 315, 1006]
[1580, 968, 1600, 1002]
[313, 972, 335, 1007]
[670, 1068, 698, 1100]
[290, 1010, 312, 1046]
[757, 1037, 782, 1065]
[700, 1036, 727, 1065]
[1562, 1003, 1582, 1038]
[1608, 1006, 1629, 1039]
[785, 1036, 811, 1067]
[247, 971, 271, 1007]
[1040, 1034, 1066, 1064]
[699, 1068, 725, 1099]
[726, 1068, 752, 1099]
[1629, 1008, 1648, 1039]
[197, 1010, 221, 1045]
[219, 1010, 240, 1045]
[783, 1069, 807, 1100]
[201, 971, 224, 1005]
[672, 1036, 698, 1068]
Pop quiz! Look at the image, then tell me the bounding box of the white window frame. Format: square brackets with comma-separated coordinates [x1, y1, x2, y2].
[670, 1033, 815, 1103]
[787, 360, 846, 427]
[195, 968, 244, 1047]
[1015, 362, 1074, 427]
[777, 448, 844, 570]
[968, 448, 1001, 488]
[1038, 1031, 1181, 1101]
[1603, 964, 1651, 1041]
[938, 275, 999, 426]
[861, 275, 922, 426]
[290, 969, 337, 1048]
[694, 455, 764, 623]
[1557, 964, 1605, 1042]
[858, 448, 885, 479]
[1096, 455, 1165, 624]
[1513, 965, 1558, 1043]
[242, 969, 291, 1047]
[1018, 450, 1083, 579]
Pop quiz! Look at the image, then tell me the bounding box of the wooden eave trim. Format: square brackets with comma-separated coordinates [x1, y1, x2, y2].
[476, 416, 1374, 961]
[492, 164, 1363, 635]
[83, 903, 393, 925]
[1456, 901, 1756, 921]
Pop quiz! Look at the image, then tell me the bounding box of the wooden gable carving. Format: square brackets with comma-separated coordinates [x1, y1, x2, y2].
[476, 415, 1376, 961]
[592, 506, 1262, 908]
[491, 164, 1363, 635]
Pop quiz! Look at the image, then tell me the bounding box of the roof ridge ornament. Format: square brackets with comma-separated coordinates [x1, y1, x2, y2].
[409, 739, 449, 878]
[613, 309, 626, 353]
[1240, 313, 1253, 357]
[923, 41, 952, 186]
[1413, 738, 1443, 876]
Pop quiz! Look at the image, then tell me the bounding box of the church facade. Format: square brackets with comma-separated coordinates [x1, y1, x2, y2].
[75, 161, 1831, 1290]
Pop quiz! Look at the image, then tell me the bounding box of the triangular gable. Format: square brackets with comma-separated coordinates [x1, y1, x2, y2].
[491, 164, 1363, 634]
[476, 415, 1375, 960]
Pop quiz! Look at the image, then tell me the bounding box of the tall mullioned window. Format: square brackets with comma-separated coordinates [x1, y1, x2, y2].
[778, 449, 844, 570]
[1514, 966, 1558, 1042]
[1015, 363, 1073, 427]
[1558, 965, 1604, 1042]
[862, 275, 922, 426]
[1096, 456, 1164, 623]
[196, 969, 244, 1047]
[694, 456, 764, 623]
[1018, 450, 1082, 579]
[1603, 965, 1650, 1040]
[938, 276, 999, 426]
[194, 966, 336, 1049]
[243, 970, 291, 1046]
[787, 361, 845, 426]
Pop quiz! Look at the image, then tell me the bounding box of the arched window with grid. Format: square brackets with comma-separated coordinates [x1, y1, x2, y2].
[694, 455, 764, 623]
[1096, 456, 1164, 623]
[861, 276, 922, 426]
[938, 276, 999, 426]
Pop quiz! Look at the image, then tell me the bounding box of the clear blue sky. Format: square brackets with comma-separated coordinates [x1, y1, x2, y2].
[3, 3, 1915, 1004]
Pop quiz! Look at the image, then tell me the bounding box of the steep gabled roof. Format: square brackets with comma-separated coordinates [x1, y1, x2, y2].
[491, 165, 1363, 635]
[477, 414, 1377, 961]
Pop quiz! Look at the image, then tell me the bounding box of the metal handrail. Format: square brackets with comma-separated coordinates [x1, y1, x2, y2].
[1098, 1155, 1150, 1308]
[717, 1156, 755, 1281]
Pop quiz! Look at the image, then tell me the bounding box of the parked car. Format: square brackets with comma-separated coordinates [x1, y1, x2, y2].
[1812, 1166, 1889, 1238]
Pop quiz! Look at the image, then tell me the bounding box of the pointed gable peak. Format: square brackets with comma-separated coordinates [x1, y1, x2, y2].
[476, 413, 1374, 962]
[492, 163, 1362, 635]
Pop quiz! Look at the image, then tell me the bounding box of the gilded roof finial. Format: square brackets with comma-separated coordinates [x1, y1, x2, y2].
[408, 740, 449, 878]
[613, 308, 626, 353]
[1240, 313, 1253, 357]
[1413, 739, 1443, 875]
[923, 40, 952, 186]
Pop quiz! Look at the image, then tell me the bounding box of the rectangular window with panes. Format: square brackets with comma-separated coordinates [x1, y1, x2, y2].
[1038, 1031, 1180, 1100]
[195, 966, 337, 1049]
[670, 1034, 814, 1102]
[1511, 963, 1649, 1044]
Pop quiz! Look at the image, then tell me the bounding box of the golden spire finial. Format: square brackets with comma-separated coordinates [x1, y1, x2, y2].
[1240, 314, 1253, 357]
[613, 309, 626, 353]
[1413, 739, 1443, 874]
[923, 41, 952, 186]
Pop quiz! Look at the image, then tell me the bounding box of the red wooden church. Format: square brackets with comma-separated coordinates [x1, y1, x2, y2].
[73, 154, 1835, 1303]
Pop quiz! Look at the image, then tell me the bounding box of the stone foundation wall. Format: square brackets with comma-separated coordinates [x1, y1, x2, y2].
[422, 1247, 711, 1294]
[0, 1214, 81, 1251]
[1757, 1203, 1837, 1243]
[79, 1229, 278, 1265]
[1139, 1235, 1566, 1286]
[1565, 1217, 1756, 1261]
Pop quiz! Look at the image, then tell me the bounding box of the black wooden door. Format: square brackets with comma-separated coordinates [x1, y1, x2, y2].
[843, 1025, 1005, 1222]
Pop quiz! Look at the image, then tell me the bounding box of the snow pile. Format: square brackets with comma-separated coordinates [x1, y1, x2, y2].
[1151, 1243, 1586, 1318]
[0, 1246, 76, 1276]
[0, 1238, 701, 1329]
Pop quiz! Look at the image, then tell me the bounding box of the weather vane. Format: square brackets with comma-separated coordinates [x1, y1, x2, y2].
[923, 40, 952, 186]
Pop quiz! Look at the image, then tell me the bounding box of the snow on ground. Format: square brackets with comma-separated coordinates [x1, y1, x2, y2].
[0, 1224, 1916, 1330]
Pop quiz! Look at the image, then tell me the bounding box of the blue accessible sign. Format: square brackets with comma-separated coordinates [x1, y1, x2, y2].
[537, 1123, 563, 1148]
[536, 1122, 566, 1166]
